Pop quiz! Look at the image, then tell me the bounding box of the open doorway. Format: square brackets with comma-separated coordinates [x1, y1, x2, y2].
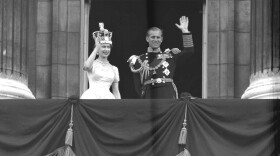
[89, 0, 203, 98]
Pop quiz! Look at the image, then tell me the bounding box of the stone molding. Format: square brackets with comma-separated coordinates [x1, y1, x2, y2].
[242, 69, 280, 99]
[250, 68, 280, 83]
[0, 72, 27, 85]
[0, 77, 35, 99]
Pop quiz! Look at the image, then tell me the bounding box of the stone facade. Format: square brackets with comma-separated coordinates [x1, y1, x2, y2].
[1, 0, 278, 99]
[29, 0, 86, 98]
[206, 0, 251, 98]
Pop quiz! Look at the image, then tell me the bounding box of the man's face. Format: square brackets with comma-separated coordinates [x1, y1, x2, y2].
[146, 30, 163, 49]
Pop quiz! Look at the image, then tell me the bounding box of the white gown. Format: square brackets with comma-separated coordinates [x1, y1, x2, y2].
[81, 60, 119, 99]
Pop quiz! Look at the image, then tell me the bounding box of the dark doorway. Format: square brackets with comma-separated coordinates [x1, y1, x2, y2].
[89, 0, 203, 98]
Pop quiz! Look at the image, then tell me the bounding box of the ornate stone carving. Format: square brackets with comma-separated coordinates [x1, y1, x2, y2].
[250, 68, 280, 83]
[242, 69, 280, 99]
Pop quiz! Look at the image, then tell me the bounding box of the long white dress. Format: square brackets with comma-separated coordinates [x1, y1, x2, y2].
[80, 60, 119, 99]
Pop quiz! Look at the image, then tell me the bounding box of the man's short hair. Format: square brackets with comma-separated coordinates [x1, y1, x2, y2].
[146, 27, 163, 37]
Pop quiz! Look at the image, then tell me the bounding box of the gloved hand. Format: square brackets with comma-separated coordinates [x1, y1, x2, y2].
[127, 55, 138, 65]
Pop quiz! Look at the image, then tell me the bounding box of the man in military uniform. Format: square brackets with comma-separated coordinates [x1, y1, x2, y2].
[127, 16, 194, 99]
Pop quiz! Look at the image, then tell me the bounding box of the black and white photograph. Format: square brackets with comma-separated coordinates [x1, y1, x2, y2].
[0, 0, 279, 155]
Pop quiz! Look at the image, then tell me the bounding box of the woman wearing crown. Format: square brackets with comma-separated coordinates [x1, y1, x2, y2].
[81, 23, 121, 99]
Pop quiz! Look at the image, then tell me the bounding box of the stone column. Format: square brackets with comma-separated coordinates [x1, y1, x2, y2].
[242, 0, 280, 99]
[0, 0, 35, 99]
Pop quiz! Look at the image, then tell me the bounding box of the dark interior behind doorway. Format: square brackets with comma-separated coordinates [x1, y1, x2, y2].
[89, 0, 203, 98]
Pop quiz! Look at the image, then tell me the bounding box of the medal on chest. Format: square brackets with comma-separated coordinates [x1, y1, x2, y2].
[141, 52, 171, 78]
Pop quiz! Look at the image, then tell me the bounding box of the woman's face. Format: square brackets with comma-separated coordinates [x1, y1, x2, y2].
[99, 43, 111, 58]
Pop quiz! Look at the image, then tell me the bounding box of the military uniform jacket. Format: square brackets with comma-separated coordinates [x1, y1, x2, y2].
[129, 33, 194, 99]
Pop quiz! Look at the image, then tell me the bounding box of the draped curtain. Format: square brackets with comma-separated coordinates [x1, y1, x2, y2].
[0, 99, 279, 156]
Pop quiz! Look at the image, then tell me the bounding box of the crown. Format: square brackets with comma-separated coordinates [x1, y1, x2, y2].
[93, 22, 112, 45]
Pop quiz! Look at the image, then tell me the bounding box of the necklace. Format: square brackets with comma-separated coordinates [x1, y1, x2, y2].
[96, 59, 109, 65]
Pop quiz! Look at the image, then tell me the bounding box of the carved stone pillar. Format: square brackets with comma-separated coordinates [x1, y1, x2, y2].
[242, 0, 280, 99]
[0, 0, 35, 99]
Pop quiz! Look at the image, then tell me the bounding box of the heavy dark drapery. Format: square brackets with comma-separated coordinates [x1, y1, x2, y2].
[0, 99, 279, 156]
